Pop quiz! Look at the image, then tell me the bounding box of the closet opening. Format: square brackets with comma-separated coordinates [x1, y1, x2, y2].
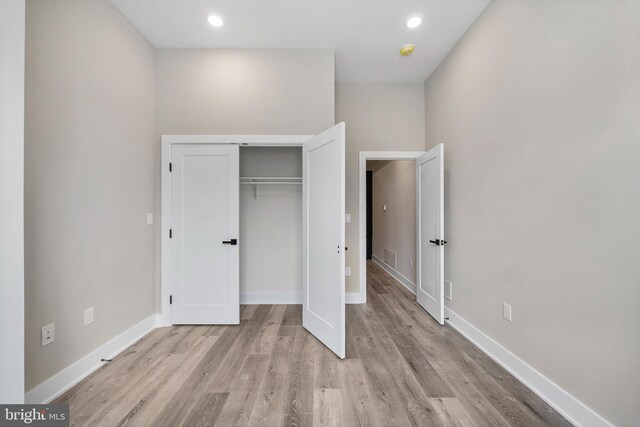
[239, 146, 302, 304]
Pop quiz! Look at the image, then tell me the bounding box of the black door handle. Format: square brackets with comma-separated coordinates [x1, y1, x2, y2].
[222, 239, 238, 245]
[429, 239, 448, 246]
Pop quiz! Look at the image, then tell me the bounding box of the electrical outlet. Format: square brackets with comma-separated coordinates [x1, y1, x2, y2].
[84, 306, 94, 326]
[503, 303, 512, 322]
[345, 266, 352, 276]
[147, 212, 154, 225]
[383, 204, 387, 211]
[444, 280, 453, 300]
[41, 323, 54, 347]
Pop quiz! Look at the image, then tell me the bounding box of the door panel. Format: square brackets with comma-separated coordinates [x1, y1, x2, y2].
[303, 123, 346, 358]
[416, 143, 445, 324]
[171, 145, 239, 324]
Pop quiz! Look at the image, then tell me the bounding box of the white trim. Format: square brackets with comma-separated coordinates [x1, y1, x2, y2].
[161, 135, 313, 326]
[444, 308, 613, 427]
[372, 256, 416, 295]
[238, 292, 363, 304]
[346, 292, 366, 304]
[358, 151, 425, 305]
[161, 135, 313, 146]
[25, 314, 159, 404]
[240, 292, 302, 304]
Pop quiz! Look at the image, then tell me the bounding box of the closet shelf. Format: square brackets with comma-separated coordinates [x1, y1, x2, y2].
[240, 176, 302, 185]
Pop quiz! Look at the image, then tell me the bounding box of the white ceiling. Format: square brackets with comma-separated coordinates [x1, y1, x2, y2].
[110, 0, 490, 82]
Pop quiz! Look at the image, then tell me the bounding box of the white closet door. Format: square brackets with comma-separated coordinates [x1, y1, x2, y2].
[416, 143, 445, 324]
[171, 145, 239, 324]
[302, 123, 346, 358]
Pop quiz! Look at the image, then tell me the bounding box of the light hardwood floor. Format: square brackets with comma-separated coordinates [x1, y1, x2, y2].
[56, 262, 571, 426]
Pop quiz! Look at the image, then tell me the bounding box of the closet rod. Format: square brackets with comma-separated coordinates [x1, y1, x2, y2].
[240, 176, 302, 184]
[240, 176, 301, 180]
[240, 182, 302, 185]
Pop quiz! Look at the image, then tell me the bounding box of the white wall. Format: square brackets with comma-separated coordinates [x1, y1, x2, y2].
[336, 82, 425, 293]
[0, 0, 25, 404]
[156, 48, 334, 306]
[25, 0, 156, 392]
[424, 0, 640, 425]
[371, 160, 417, 284]
[240, 148, 302, 297]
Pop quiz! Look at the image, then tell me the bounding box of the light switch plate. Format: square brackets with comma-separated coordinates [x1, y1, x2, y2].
[84, 306, 94, 326]
[503, 303, 512, 322]
[345, 213, 351, 223]
[444, 280, 453, 300]
[147, 212, 154, 225]
[42, 323, 54, 347]
[345, 266, 352, 276]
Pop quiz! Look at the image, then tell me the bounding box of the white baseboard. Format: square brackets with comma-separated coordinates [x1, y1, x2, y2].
[240, 292, 364, 304]
[25, 314, 159, 404]
[346, 291, 365, 304]
[444, 308, 613, 427]
[372, 256, 416, 294]
[240, 292, 301, 304]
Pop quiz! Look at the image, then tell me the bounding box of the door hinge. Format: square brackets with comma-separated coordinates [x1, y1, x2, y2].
[169, 229, 172, 238]
[169, 162, 172, 172]
[169, 295, 172, 305]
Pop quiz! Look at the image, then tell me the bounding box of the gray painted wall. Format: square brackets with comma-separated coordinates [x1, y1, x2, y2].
[155, 48, 334, 308]
[371, 161, 417, 284]
[156, 49, 335, 136]
[336, 82, 426, 293]
[25, 0, 157, 391]
[423, 0, 640, 425]
[0, 0, 25, 404]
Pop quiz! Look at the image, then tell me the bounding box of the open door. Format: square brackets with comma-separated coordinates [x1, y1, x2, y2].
[171, 144, 240, 324]
[416, 143, 445, 325]
[302, 122, 346, 358]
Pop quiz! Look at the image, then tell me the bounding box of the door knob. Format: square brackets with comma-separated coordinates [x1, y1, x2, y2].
[222, 239, 238, 245]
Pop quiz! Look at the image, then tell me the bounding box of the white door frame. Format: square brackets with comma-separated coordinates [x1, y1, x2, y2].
[358, 151, 426, 304]
[160, 135, 313, 326]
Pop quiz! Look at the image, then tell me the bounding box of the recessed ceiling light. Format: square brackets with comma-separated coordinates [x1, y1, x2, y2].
[208, 15, 224, 27]
[406, 15, 423, 29]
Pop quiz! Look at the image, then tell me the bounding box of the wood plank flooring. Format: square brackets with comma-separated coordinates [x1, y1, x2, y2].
[56, 262, 571, 426]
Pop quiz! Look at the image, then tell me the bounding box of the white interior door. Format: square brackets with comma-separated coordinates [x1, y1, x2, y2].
[171, 145, 239, 324]
[302, 123, 346, 358]
[416, 143, 445, 324]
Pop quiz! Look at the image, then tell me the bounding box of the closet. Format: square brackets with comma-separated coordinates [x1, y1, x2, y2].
[160, 123, 347, 358]
[239, 147, 303, 302]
